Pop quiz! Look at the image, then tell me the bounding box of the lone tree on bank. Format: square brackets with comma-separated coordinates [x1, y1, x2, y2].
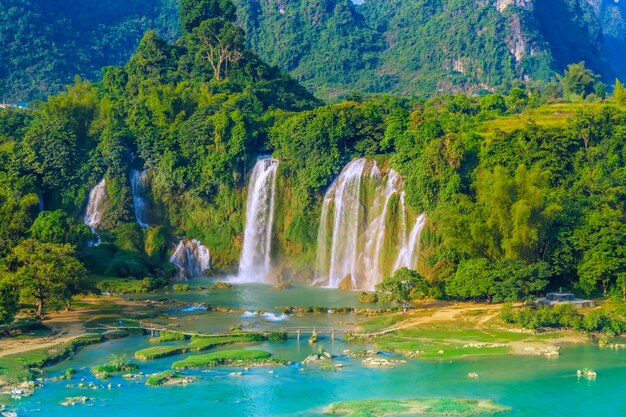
[4, 239, 88, 319]
[376, 268, 429, 312]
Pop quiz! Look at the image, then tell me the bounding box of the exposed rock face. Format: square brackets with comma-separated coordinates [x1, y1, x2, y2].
[494, 0, 533, 12]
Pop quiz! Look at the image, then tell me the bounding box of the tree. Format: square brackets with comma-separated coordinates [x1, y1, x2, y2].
[29, 210, 91, 246]
[193, 19, 245, 81]
[180, 0, 236, 34]
[447, 258, 497, 302]
[5, 239, 88, 318]
[560, 62, 599, 98]
[376, 267, 429, 311]
[0, 273, 19, 324]
[479, 94, 506, 114]
[18, 116, 78, 190]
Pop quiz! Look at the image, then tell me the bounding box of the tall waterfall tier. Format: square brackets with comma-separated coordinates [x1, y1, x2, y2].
[170, 239, 211, 279]
[315, 158, 426, 290]
[84, 178, 108, 233]
[130, 169, 151, 228]
[238, 157, 279, 283]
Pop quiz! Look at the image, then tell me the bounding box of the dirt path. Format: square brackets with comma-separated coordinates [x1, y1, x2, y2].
[0, 297, 150, 358]
[365, 303, 502, 336]
[0, 309, 92, 357]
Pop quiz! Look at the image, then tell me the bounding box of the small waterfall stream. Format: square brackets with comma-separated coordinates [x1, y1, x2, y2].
[315, 158, 426, 290]
[238, 157, 279, 283]
[170, 239, 211, 279]
[84, 178, 108, 244]
[130, 169, 150, 228]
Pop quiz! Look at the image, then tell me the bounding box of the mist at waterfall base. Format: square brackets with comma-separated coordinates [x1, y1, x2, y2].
[315, 158, 426, 291]
[237, 157, 279, 283]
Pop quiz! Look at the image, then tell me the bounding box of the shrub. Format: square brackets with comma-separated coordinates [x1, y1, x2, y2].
[172, 283, 191, 292]
[267, 331, 287, 342]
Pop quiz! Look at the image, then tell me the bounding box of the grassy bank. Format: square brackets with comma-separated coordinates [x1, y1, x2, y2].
[135, 333, 265, 360]
[172, 349, 285, 369]
[0, 331, 137, 384]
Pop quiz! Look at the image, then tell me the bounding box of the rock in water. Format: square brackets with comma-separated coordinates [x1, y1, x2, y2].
[338, 274, 353, 290]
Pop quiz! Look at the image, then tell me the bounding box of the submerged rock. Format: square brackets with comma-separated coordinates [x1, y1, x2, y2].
[323, 398, 511, 416]
[361, 357, 406, 367]
[61, 396, 92, 406]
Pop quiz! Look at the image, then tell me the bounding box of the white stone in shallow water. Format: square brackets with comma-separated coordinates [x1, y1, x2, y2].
[170, 239, 211, 279]
[238, 157, 279, 283]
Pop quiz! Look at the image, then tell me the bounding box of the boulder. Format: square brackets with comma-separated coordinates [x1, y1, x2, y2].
[338, 274, 353, 290]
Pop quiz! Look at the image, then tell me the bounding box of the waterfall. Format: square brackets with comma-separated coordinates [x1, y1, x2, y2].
[315, 158, 426, 290]
[238, 157, 279, 283]
[84, 178, 108, 233]
[170, 239, 211, 279]
[37, 192, 44, 213]
[130, 169, 150, 228]
[394, 212, 426, 271]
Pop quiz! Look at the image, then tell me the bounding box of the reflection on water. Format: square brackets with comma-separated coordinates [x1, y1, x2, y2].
[129, 281, 384, 312]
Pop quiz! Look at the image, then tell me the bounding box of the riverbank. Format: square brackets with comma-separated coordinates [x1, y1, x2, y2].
[0, 292, 600, 389]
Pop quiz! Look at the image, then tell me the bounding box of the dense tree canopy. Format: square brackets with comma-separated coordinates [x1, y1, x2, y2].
[0, 0, 625, 324]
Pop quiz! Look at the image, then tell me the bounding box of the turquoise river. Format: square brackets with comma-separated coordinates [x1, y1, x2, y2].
[4, 283, 625, 416]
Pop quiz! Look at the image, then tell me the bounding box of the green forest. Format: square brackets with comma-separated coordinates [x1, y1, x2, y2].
[3, 0, 626, 102]
[0, 0, 626, 324]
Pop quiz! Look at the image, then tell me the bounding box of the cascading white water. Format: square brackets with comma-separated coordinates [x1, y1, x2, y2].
[84, 178, 107, 232]
[130, 169, 150, 228]
[170, 239, 211, 279]
[394, 212, 426, 271]
[238, 158, 279, 283]
[315, 158, 426, 290]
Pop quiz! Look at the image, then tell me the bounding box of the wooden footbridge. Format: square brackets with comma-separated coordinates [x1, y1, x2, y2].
[136, 322, 347, 340]
[98, 321, 349, 340]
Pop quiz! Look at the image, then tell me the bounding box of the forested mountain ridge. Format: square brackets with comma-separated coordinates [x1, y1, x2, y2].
[236, 0, 626, 99]
[0, 0, 180, 102]
[2, 0, 626, 101]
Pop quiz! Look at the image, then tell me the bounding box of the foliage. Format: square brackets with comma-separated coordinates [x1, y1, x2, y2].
[146, 370, 184, 386]
[501, 302, 626, 335]
[0, 0, 180, 101]
[376, 268, 429, 311]
[2, 239, 88, 318]
[560, 62, 602, 98]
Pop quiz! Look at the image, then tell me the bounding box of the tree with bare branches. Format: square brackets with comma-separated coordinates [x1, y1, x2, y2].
[195, 20, 245, 81]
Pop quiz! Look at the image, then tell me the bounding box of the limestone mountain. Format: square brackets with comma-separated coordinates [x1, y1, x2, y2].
[1, 0, 626, 101]
[236, 0, 626, 98]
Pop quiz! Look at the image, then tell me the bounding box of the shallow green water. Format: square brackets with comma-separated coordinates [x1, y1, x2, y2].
[130, 281, 382, 311]
[7, 285, 626, 416]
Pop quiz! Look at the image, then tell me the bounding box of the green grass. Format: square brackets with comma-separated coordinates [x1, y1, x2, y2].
[149, 331, 188, 343]
[357, 314, 410, 333]
[134, 333, 265, 360]
[370, 321, 541, 358]
[324, 398, 511, 416]
[172, 349, 282, 369]
[146, 370, 183, 386]
[0, 333, 127, 383]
